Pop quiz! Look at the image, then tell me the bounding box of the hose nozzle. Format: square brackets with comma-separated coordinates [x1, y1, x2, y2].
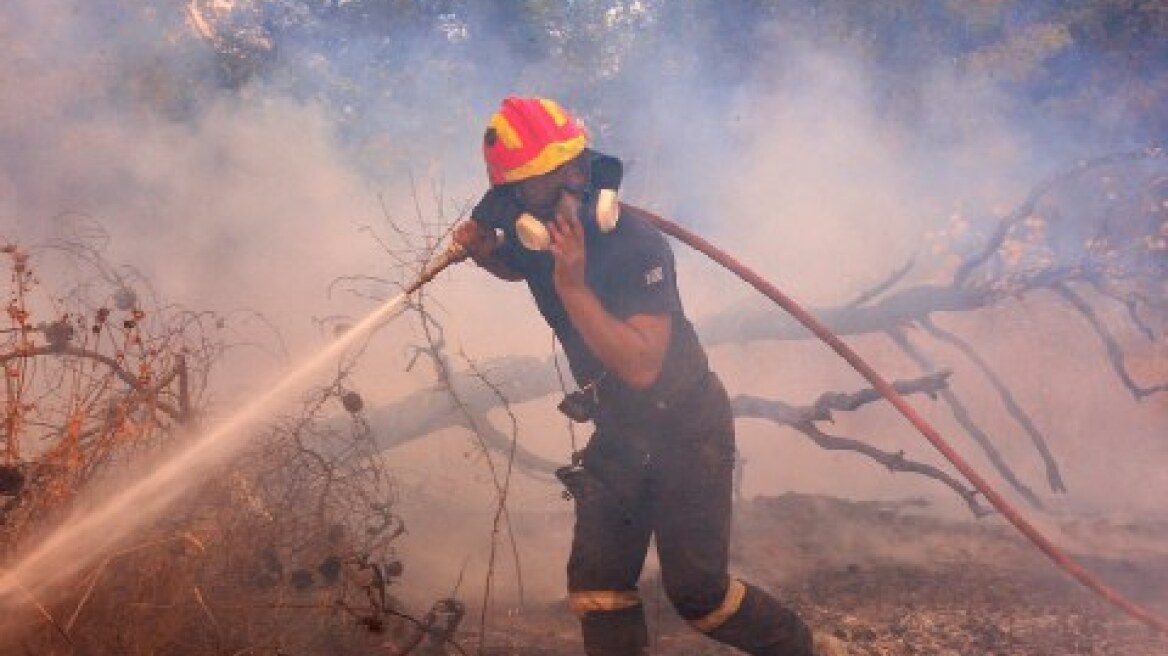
[404, 242, 468, 296]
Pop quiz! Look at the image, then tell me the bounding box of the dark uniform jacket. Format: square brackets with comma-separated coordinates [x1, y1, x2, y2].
[493, 204, 712, 428]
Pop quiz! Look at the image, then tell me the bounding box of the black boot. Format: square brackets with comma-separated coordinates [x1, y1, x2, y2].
[705, 583, 813, 656]
[580, 604, 649, 656]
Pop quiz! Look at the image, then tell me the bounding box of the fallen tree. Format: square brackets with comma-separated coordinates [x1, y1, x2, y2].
[347, 148, 1167, 517]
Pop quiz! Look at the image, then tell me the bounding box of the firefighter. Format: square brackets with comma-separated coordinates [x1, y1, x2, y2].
[453, 96, 843, 656]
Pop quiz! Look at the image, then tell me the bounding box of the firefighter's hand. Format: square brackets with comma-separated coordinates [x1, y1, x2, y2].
[548, 193, 587, 292]
[452, 220, 501, 264]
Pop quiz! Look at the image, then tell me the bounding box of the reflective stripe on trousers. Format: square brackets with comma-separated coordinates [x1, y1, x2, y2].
[569, 590, 642, 617]
[688, 577, 747, 632]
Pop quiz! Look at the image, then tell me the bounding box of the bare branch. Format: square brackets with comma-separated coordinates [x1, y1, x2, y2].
[887, 327, 1047, 511]
[919, 317, 1067, 493]
[847, 258, 917, 309]
[954, 146, 1167, 287]
[730, 375, 991, 517]
[1051, 283, 1168, 399]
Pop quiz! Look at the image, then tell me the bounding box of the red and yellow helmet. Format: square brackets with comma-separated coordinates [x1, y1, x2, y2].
[483, 96, 588, 186]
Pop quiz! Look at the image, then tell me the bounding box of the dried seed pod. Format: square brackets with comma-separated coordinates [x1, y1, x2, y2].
[341, 390, 364, 414]
[383, 559, 403, 578]
[41, 319, 74, 351]
[0, 465, 24, 495]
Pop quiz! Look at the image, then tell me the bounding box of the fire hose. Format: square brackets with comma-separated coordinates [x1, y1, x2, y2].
[413, 203, 1168, 634]
[623, 203, 1168, 635]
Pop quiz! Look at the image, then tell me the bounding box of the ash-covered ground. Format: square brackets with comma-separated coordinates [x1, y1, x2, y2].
[444, 493, 1168, 656]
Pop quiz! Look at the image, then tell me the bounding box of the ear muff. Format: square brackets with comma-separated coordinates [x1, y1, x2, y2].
[515, 213, 552, 251]
[595, 188, 619, 233]
[591, 154, 623, 233]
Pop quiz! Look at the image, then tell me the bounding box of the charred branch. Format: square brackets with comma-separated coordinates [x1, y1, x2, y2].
[0, 344, 185, 422]
[363, 355, 563, 475]
[847, 259, 917, 309]
[887, 328, 1047, 511]
[730, 373, 991, 517]
[1051, 283, 1168, 400]
[954, 146, 1167, 288]
[698, 284, 988, 346]
[806, 369, 952, 417]
[919, 317, 1067, 494]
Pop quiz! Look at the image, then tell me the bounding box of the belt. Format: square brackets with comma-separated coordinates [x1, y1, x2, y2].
[596, 369, 713, 421]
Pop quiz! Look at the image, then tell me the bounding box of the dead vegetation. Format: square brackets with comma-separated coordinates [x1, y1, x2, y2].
[0, 235, 450, 655]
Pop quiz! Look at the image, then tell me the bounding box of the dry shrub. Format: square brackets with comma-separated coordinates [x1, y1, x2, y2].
[0, 241, 422, 655]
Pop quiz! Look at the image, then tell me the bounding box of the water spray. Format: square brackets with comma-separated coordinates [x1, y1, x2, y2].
[0, 244, 468, 617]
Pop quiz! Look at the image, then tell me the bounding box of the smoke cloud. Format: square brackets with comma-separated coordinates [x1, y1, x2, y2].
[2, 0, 1166, 613]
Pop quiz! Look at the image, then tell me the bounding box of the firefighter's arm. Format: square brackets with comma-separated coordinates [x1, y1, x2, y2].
[452, 220, 524, 281]
[453, 187, 527, 281]
[557, 290, 671, 390]
[548, 206, 670, 390]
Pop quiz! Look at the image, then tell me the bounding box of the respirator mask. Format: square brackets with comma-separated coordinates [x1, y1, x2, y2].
[509, 152, 624, 252]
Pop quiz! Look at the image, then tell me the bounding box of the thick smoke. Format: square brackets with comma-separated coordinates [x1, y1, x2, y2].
[2, 0, 1166, 613]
